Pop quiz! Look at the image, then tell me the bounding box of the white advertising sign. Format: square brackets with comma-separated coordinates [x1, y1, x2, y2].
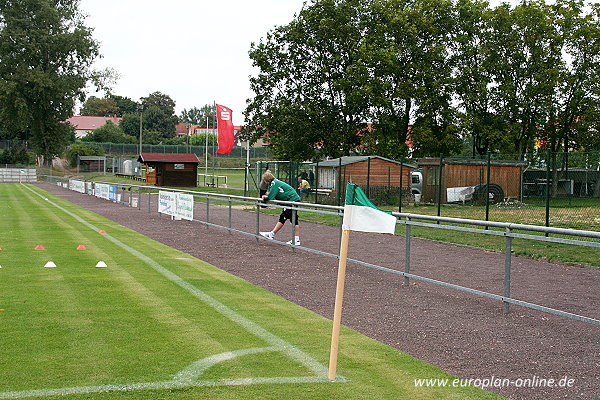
[158, 191, 194, 220]
[176, 193, 194, 221]
[95, 183, 110, 200]
[158, 191, 177, 216]
[69, 179, 86, 193]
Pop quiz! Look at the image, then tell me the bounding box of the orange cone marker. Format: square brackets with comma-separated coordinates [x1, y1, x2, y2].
[98, 230, 107, 234]
[35, 245, 45, 250]
[76, 245, 87, 250]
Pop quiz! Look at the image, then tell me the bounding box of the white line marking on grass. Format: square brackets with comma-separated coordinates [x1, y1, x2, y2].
[173, 347, 278, 383]
[0, 348, 330, 399]
[6, 185, 346, 399]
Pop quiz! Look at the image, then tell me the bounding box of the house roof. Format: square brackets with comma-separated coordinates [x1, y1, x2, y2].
[175, 123, 201, 134]
[313, 156, 417, 169]
[65, 116, 122, 130]
[138, 153, 200, 163]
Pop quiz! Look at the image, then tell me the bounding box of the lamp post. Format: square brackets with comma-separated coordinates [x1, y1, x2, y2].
[138, 104, 144, 155]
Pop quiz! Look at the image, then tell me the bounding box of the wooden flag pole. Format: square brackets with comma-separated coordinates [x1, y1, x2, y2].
[328, 228, 351, 380]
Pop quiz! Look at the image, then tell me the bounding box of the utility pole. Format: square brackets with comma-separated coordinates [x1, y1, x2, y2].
[138, 104, 144, 155]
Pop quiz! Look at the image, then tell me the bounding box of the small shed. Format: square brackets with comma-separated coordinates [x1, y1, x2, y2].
[138, 153, 199, 187]
[77, 156, 106, 174]
[418, 158, 529, 203]
[315, 156, 416, 192]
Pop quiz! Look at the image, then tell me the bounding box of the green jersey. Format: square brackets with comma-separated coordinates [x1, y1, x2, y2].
[266, 179, 301, 202]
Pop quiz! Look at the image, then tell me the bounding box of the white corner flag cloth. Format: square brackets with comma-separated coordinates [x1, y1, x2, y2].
[342, 183, 396, 234]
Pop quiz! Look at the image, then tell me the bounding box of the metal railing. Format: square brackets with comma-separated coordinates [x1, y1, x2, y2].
[39, 175, 600, 326]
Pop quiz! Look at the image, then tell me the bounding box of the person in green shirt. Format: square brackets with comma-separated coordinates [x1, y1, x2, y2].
[259, 171, 301, 245]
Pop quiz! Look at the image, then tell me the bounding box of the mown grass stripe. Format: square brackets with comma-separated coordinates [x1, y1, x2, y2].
[21, 184, 334, 380]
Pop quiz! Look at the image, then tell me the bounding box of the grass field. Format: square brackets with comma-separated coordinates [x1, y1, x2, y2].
[0, 183, 502, 400]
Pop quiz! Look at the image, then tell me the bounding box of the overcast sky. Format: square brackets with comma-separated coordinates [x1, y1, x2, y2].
[79, 0, 307, 125]
[79, 0, 518, 125]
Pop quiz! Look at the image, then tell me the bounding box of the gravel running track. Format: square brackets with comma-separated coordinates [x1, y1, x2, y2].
[36, 183, 599, 400]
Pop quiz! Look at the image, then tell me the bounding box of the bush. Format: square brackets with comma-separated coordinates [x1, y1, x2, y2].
[81, 120, 136, 144]
[0, 146, 33, 165]
[66, 143, 104, 167]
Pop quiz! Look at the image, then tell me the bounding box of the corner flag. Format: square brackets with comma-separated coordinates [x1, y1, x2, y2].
[328, 182, 397, 381]
[343, 183, 397, 234]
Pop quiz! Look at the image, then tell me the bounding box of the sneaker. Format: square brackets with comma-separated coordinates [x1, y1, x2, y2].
[286, 239, 301, 246]
[260, 231, 274, 240]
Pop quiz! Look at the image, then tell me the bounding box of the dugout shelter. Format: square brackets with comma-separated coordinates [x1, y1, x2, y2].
[138, 153, 199, 187]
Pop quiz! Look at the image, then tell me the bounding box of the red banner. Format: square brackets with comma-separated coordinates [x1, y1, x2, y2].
[216, 104, 234, 154]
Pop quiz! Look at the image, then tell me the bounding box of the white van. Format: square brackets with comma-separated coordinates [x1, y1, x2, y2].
[411, 171, 422, 195]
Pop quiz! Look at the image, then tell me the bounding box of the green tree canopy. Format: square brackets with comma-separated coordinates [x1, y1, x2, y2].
[108, 94, 139, 116]
[141, 91, 177, 120]
[180, 104, 216, 128]
[0, 0, 109, 165]
[80, 96, 119, 117]
[80, 120, 136, 144]
[243, 0, 599, 161]
[243, 0, 368, 160]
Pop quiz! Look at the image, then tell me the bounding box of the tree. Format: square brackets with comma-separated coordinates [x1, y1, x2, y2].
[120, 113, 141, 138]
[143, 106, 176, 141]
[452, 0, 509, 155]
[484, 1, 565, 158]
[180, 104, 216, 127]
[359, 0, 457, 159]
[65, 143, 104, 167]
[0, 145, 33, 164]
[141, 91, 177, 121]
[139, 91, 177, 141]
[80, 120, 135, 144]
[544, 0, 599, 154]
[0, 0, 108, 165]
[244, 0, 368, 160]
[80, 96, 119, 116]
[108, 94, 139, 116]
[190, 132, 217, 146]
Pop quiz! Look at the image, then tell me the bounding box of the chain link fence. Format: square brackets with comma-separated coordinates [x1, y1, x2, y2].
[247, 152, 600, 232]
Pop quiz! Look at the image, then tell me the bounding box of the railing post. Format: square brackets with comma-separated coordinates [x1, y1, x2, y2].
[205, 196, 210, 227]
[503, 227, 513, 314]
[291, 208, 297, 251]
[399, 159, 403, 213]
[228, 198, 232, 233]
[255, 203, 260, 242]
[437, 154, 444, 219]
[137, 186, 141, 210]
[545, 150, 551, 237]
[485, 152, 491, 226]
[404, 216, 411, 286]
[148, 188, 151, 212]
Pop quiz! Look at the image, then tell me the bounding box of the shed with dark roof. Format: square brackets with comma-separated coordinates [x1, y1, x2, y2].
[137, 153, 199, 187]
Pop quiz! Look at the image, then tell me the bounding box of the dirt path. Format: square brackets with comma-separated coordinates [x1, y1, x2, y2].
[37, 184, 599, 400]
